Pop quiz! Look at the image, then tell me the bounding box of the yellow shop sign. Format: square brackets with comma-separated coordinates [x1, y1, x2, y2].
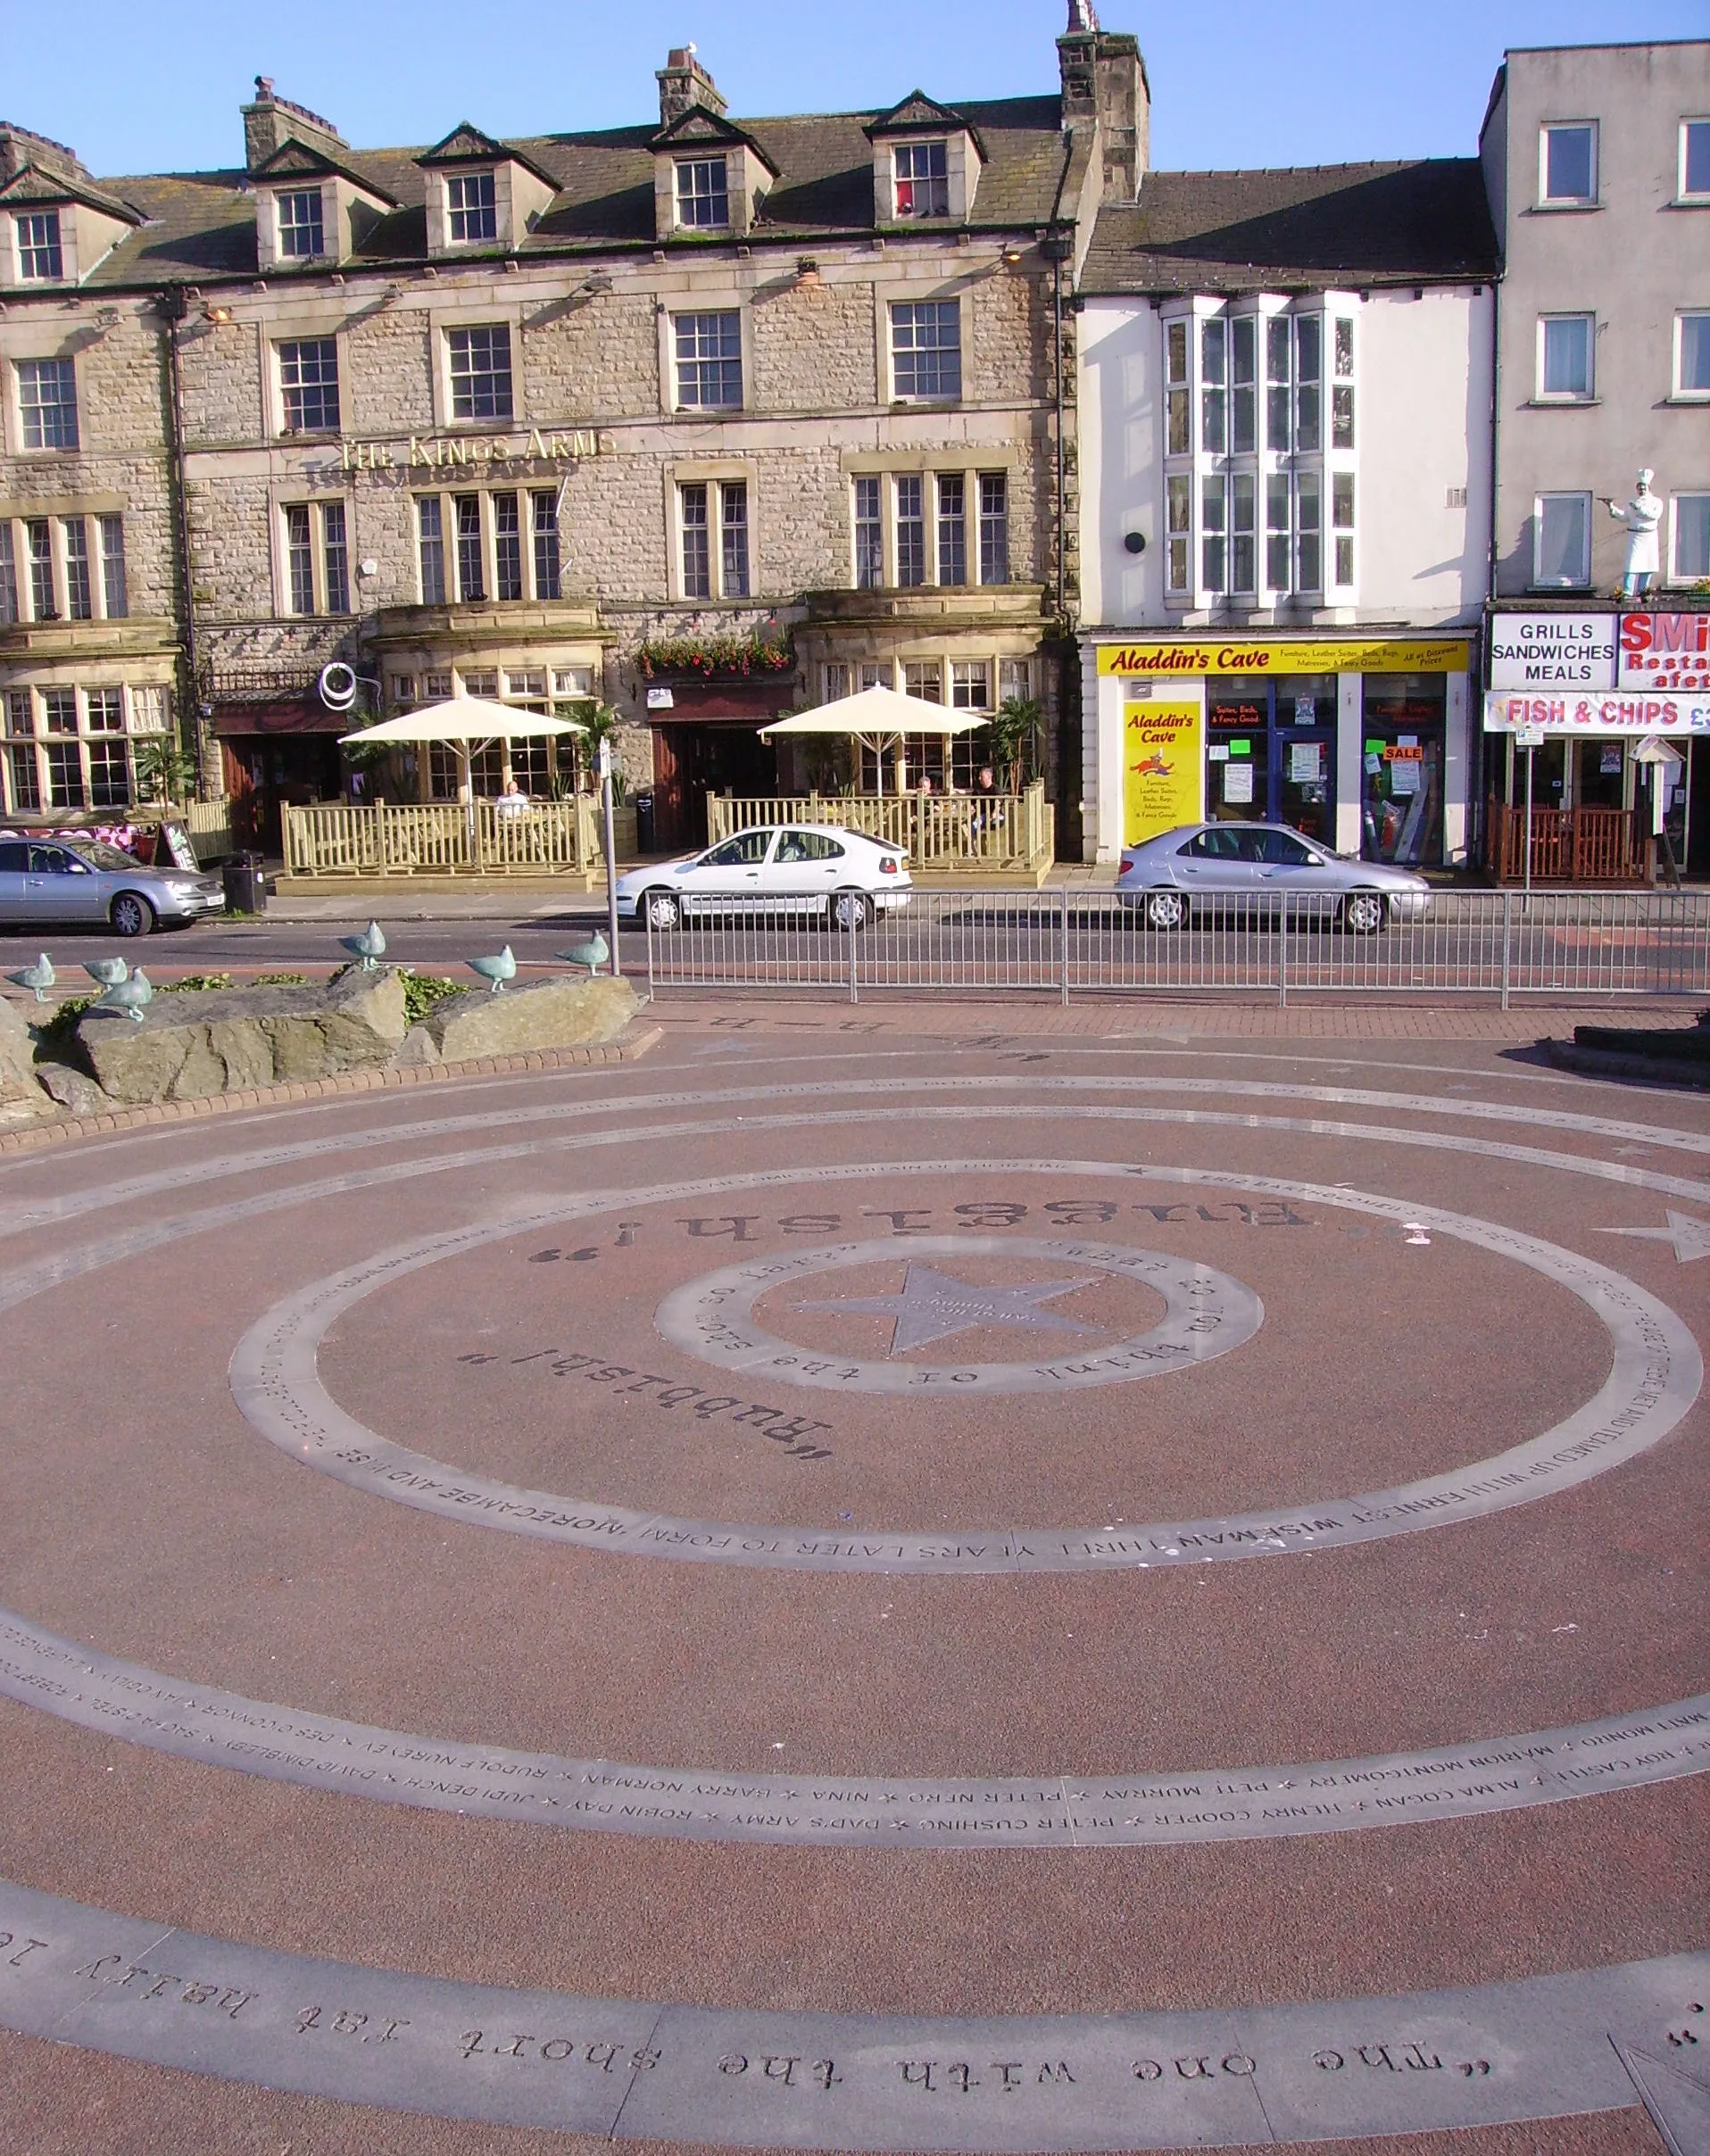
[1098, 639, 1470, 677]
[1124, 699, 1203, 845]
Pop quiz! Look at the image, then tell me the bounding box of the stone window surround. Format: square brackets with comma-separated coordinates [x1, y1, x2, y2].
[0, 500, 129, 626]
[665, 455, 757, 604]
[0, 338, 80, 457]
[1158, 291, 1359, 613]
[266, 308, 349, 437]
[10, 207, 63, 284]
[877, 281, 967, 406]
[0, 676, 172, 818]
[270, 182, 329, 262]
[838, 448, 1019, 591]
[267, 480, 356, 619]
[411, 481, 565, 607]
[426, 303, 524, 432]
[656, 293, 750, 417]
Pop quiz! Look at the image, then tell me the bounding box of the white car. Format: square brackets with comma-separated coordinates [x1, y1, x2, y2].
[617, 825, 912, 931]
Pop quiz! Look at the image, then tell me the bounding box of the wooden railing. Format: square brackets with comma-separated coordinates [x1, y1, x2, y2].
[706, 782, 1055, 875]
[1486, 800, 1648, 884]
[182, 800, 235, 862]
[283, 797, 602, 878]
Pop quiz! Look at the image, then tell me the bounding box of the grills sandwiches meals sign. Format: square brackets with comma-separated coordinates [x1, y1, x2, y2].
[1489, 612, 1710, 693]
[1489, 616, 1616, 690]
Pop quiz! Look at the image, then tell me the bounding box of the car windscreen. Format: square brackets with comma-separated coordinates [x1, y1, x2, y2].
[65, 841, 145, 872]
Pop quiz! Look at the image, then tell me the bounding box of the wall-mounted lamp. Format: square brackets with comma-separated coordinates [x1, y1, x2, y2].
[578, 270, 614, 296]
[203, 303, 235, 325]
[795, 256, 821, 288]
[1123, 530, 1146, 555]
[357, 558, 379, 579]
[1001, 245, 1025, 265]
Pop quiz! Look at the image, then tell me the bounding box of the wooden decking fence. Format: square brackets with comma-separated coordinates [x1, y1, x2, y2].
[706, 782, 1054, 877]
[1486, 800, 1648, 884]
[282, 798, 602, 877]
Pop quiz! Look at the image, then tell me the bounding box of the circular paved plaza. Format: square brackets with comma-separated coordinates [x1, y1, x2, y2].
[0, 1006, 1706, 2155]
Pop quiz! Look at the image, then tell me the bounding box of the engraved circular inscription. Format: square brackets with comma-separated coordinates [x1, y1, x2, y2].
[228, 1159, 1702, 1574]
[0, 1875, 1701, 2149]
[654, 1236, 1264, 1395]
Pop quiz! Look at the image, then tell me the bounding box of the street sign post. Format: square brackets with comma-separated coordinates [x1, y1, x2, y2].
[1515, 724, 1544, 894]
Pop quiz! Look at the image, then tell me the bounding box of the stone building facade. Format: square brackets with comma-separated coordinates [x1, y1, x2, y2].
[1, 12, 1147, 854]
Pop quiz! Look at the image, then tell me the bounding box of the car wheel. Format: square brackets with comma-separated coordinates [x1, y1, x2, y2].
[1143, 889, 1188, 932]
[110, 891, 155, 939]
[1341, 891, 1387, 936]
[643, 890, 681, 932]
[831, 889, 872, 932]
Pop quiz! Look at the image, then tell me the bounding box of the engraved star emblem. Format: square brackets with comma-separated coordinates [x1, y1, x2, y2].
[1599, 1211, 1710, 1264]
[795, 1263, 1100, 1355]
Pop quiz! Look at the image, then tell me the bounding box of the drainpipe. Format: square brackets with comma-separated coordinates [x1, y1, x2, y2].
[160, 287, 204, 796]
[1046, 238, 1071, 622]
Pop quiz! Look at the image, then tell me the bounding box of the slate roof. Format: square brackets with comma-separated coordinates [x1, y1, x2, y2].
[1080, 160, 1498, 294]
[60, 95, 1070, 290]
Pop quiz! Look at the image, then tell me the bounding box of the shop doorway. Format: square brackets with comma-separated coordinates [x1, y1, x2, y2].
[1205, 676, 1336, 845]
[651, 722, 777, 853]
[218, 730, 344, 857]
[1360, 674, 1446, 868]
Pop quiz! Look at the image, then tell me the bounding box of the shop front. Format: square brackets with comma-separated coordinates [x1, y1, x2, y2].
[1088, 636, 1473, 867]
[1484, 609, 1710, 882]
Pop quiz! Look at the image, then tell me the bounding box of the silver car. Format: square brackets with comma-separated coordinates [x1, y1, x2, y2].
[0, 836, 225, 936]
[1116, 822, 1432, 934]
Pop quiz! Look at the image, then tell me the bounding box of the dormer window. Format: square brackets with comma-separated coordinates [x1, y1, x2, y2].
[447, 171, 497, 244]
[277, 187, 326, 258]
[893, 142, 948, 218]
[15, 211, 62, 280]
[676, 156, 729, 230]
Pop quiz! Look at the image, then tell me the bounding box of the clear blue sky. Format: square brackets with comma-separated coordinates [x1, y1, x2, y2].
[7, 0, 1705, 178]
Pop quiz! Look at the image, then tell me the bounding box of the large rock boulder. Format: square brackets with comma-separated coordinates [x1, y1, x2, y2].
[76, 966, 407, 1105]
[423, 974, 640, 1062]
[0, 995, 37, 1089]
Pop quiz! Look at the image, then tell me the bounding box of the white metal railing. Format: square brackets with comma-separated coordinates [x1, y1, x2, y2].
[704, 784, 1053, 875]
[643, 888, 1710, 1008]
[283, 797, 602, 876]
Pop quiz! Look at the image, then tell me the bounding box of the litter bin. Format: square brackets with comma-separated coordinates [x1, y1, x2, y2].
[633, 791, 656, 853]
[222, 851, 268, 915]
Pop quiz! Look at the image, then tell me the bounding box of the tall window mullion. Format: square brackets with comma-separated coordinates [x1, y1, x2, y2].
[26, 519, 55, 619]
[895, 475, 926, 587]
[62, 518, 92, 620]
[494, 491, 523, 601]
[719, 482, 750, 599]
[454, 494, 485, 601]
[853, 475, 883, 588]
[99, 515, 128, 618]
[679, 484, 710, 599]
[321, 502, 350, 614]
[977, 472, 1009, 585]
[935, 473, 967, 586]
[417, 496, 446, 604]
[284, 504, 315, 615]
[531, 490, 560, 600]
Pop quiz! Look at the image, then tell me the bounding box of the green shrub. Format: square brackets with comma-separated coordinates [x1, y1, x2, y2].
[160, 973, 234, 994]
[253, 972, 309, 987]
[401, 972, 461, 1025]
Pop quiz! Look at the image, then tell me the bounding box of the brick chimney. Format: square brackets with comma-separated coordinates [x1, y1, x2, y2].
[1058, 8, 1149, 203]
[656, 46, 726, 129]
[240, 77, 349, 175]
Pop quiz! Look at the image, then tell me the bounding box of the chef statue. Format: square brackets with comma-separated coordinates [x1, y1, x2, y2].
[1602, 469, 1664, 599]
